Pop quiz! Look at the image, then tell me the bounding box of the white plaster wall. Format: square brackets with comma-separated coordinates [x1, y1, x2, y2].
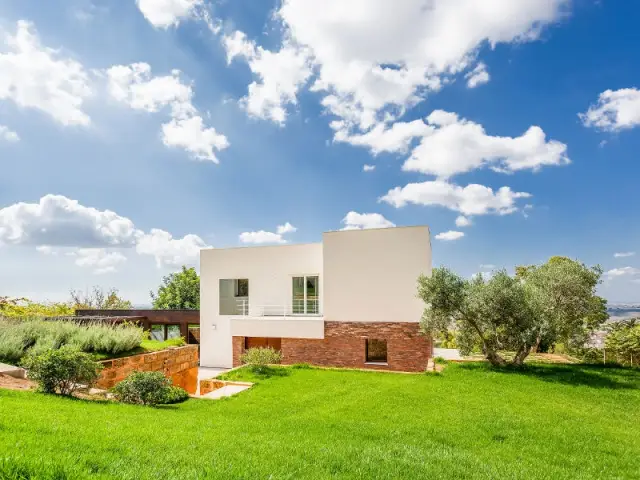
[230, 318, 324, 339]
[200, 243, 323, 367]
[322, 226, 431, 323]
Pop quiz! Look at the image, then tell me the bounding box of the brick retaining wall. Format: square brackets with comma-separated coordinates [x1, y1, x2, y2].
[96, 345, 199, 391]
[233, 322, 432, 373]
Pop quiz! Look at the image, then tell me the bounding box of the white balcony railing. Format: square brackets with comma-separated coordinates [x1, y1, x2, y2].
[235, 298, 320, 317]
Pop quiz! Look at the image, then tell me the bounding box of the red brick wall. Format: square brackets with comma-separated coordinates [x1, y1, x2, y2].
[97, 345, 199, 390]
[233, 322, 432, 372]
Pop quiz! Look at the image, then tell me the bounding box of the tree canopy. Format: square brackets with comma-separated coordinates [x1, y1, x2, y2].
[0, 297, 74, 318]
[70, 286, 133, 310]
[418, 257, 607, 366]
[150, 266, 200, 309]
[605, 319, 640, 367]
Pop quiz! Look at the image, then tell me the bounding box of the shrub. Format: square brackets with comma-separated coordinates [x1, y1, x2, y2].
[240, 347, 282, 373]
[163, 386, 190, 404]
[0, 318, 144, 363]
[22, 346, 102, 395]
[111, 371, 187, 406]
[433, 356, 449, 365]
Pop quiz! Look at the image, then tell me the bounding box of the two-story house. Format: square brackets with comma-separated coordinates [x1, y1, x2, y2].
[200, 225, 432, 372]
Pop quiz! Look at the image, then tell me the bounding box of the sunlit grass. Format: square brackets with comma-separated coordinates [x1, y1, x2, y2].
[1, 363, 639, 479]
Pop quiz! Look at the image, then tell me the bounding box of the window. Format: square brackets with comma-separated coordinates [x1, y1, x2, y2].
[150, 324, 164, 341]
[220, 279, 249, 315]
[167, 325, 181, 339]
[292, 275, 319, 314]
[235, 279, 249, 297]
[366, 339, 387, 363]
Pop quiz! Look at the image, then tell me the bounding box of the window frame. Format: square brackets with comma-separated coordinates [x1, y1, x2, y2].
[291, 274, 320, 315]
[365, 338, 388, 364]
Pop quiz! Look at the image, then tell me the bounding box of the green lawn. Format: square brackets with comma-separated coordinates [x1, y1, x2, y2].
[1, 363, 639, 479]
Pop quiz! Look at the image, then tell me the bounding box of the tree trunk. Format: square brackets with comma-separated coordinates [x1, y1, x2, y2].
[485, 348, 507, 366]
[511, 345, 530, 366]
[530, 335, 541, 353]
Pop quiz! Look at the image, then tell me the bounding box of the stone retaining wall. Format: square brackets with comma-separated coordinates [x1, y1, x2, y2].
[97, 345, 199, 391]
[233, 322, 432, 372]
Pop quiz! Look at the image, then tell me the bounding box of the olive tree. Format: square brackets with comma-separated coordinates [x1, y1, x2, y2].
[418, 257, 606, 366]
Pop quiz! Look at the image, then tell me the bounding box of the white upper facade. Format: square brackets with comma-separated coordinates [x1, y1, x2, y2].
[200, 225, 431, 367]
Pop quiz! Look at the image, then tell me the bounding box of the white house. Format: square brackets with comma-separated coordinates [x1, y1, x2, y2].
[200, 225, 433, 372]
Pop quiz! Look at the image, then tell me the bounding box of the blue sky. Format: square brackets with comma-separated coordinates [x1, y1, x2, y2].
[1, 0, 639, 304]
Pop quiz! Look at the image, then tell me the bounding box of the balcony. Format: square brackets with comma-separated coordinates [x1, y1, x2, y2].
[229, 299, 324, 339]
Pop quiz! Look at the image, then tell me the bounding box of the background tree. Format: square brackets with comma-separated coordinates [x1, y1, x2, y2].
[150, 266, 200, 309]
[70, 286, 133, 310]
[605, 319, 640, 366]
[418, 257, 606, 366]
[1, 296, 74, 318]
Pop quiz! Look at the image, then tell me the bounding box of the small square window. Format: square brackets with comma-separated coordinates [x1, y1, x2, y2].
[366, 339, 387, 363]
[167, 325, 181, 340]
[150, 325, 164, 341]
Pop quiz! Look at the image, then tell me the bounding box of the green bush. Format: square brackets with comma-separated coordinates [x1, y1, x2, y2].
[22, 346, 102, 395]
[433, 356, 449, 365]
[163, 386, 190, 404]
[111, 371, 187, 406]
[240, 347, 282, 373]
[0, 318, 144, 363]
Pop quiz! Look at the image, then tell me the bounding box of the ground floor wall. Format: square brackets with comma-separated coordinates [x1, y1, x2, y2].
[232, 322, 432, 372]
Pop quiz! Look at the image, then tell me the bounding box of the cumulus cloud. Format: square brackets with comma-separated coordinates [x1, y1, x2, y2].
[406, 111, 569, 178]
[73, 248, 127, 275]
[106, 62, 229, 162]
[380, 180, 531, 216]
[223, 0, 567, 131]
[455, 216, 472, 227]
[0, 125, 19, 142]
[362, 164, 376, 172]
[0, 195, 139, 248]
[605, 267, 640, 278]
[465, 63, 490, 88]
[136, 229, 208, 267]
[223, 31, 312, 124]
[136, 0, 203, 29]
[435, 231, 464, 241]
[614, 252, 636, 258]
[0, 195, 209, 269]
[276, 222, 297, 235]
[580, 88, 640, 132]
[239, 222, 297, 244]
[0, 21, 92, 126]
[341, 212, 395, 230]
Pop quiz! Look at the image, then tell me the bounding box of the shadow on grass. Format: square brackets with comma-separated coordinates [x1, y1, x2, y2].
[457, 362, 639, 389]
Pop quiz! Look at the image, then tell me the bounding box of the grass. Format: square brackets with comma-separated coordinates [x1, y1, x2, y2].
[1, 363, 639, 479]
[92, 337, 186, 361]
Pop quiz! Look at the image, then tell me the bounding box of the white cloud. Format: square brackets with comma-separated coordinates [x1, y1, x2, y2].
[465, 62, 490, 88]
[580, 88, 640, 132]
[283, 0, 566, 130]
[334, 118, 430, 155]
[1, 195, 209, 269]
[0, 21, 92, 126]
[161, 115, 229, 163]
[136, 0, 202, 29]
[0, 125, 19, 142]
[223, 31, 312, 124]
[435, 230, 464, 241]
[341, 212, 395, 230]
[401, 111, 569, 178]
[0, 194, 138, 247]
[605, 267, 640, 278]
[239, 230, 287, 245]
[276, 222, 297, 235]
[239, 221, 297, 245]
[223, 1, 567, 130]
[455, 215, 472, 227]
[334, 110, 568, 179]
[73, 248, 127, 274]
[106, 63, 228, 162]
[380, 180, 531, 216]
[614, 252, 636, 258]
[363, 164, 376, 172]
[136, 229, 208, 267]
